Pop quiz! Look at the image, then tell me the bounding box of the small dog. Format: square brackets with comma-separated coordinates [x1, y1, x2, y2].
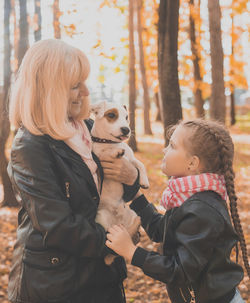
[91, 101, 149, 264]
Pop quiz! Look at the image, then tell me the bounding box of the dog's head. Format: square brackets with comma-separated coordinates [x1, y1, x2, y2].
[91, 101, 130, 142]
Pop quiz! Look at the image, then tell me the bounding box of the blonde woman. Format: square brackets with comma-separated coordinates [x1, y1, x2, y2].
[8, 39, 139, 303]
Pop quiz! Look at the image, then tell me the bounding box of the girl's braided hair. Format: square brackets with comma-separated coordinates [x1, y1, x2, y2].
[176, 119, 250, 278]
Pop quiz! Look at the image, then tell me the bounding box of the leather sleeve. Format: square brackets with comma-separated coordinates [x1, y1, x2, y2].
[130, 194, 167, 242]
[8, 133, 107, 258]
[131, 199, 224, 285]
[122, 168, 140, 202]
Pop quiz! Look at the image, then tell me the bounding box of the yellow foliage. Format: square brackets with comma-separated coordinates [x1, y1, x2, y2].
[114, 66, 121, 73]
[98, 74, 105, 84]
[99, 64, 105, 71]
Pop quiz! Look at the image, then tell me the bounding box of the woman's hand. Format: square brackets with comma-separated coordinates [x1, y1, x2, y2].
[100, 155, 138, 185]
[106, 225, 137, 263]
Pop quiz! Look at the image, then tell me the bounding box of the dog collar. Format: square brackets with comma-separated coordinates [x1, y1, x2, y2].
[91, 136, 120, 144]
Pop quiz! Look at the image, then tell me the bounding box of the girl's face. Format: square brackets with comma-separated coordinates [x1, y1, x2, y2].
[161, 125, 195, 178]
[68, 80, 89, 119]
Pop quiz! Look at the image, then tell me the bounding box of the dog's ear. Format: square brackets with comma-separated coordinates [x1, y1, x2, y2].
[90, 101, 107, 118]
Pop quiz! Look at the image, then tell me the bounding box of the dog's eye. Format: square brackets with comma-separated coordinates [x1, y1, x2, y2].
[126, 115, 128, 120]
[107, 113, 116, 119]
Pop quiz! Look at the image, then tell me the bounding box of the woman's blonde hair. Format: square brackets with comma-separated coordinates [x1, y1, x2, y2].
[9, 39, 90, 140]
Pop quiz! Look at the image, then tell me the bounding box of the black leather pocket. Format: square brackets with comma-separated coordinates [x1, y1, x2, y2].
[22, 248, 76, 302]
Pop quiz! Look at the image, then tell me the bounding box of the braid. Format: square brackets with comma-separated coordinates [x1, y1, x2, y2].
[216, 132, 250, 278]
[182, 119, 250, 278]
[224, 168, 250, 278]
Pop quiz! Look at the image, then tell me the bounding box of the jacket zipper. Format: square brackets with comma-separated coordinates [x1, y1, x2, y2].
[163, 208, 173, 243]
[65, 182, 70, 198]
[179, 287, 187, 302]
[188, 286, 196, 303]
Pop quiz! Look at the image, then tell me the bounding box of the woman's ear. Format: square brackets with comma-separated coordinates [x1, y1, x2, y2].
[188, 155, 200, 173]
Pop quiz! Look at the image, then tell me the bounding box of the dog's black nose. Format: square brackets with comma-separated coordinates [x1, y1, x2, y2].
[121, 127, 130, 135]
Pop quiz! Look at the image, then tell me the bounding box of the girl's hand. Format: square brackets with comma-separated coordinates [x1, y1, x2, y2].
[106, 225, 137, 263]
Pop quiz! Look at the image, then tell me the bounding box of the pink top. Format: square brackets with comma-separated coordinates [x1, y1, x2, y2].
[64, 120, 100, 194]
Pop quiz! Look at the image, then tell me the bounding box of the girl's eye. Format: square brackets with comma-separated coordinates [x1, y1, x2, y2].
[108, 113, 116, 119]
[72, 83, 80, 90]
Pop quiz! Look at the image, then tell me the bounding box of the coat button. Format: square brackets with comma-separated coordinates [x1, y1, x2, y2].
[51, 257, 60, 265]
[93, 196, 98, 200]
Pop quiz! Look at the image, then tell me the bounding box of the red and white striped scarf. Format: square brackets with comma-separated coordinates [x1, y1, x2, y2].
[160, 173, 227, 211]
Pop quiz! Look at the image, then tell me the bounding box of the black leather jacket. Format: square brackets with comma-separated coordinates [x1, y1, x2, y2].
[7, 120, 139, 303]
[130, 192, 244, 303]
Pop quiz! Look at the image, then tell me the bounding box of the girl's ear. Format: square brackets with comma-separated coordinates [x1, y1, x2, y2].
[188, 155, 201, 173]
[90, 101, 106, 118]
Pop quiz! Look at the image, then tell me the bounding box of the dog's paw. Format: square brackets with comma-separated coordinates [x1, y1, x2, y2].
[140, 176, 149, 189]
[132, 230, 141, 245]
[115, 148, 125, 158]
[108, 148, 125, 159]
[104, 254, 116, 265]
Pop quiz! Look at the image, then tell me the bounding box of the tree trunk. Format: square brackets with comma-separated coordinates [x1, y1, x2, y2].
[18, 0, 29, 68]
[0, 0, 18, 207]
[53, 0, 61, 39]
[11, 0, 19, 74]
[230, 7, 236, 125]
[154, 92, 161, 121]
[34, 0, 42, 41]
[136, 0, 152, 135]
[128, 0, 137, 151]
[158, 0, 182, 146]
[208, 0, 226, 123]
[189, 0, 204, 118]
[230, 92, 236, 125]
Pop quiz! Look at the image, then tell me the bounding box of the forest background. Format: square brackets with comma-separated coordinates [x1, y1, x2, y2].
[0, 0, 249, 302]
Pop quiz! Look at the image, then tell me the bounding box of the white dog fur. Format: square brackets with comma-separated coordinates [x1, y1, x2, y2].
[91, 101, 149, 264]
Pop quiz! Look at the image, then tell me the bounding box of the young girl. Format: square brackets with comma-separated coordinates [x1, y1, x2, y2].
[106, 119, 249, 303]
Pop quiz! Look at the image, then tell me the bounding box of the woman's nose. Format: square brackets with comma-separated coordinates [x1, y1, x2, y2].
[80, 84, 89, 97]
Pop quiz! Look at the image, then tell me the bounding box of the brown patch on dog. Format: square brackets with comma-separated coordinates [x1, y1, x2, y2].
[104, 108, 119, 123]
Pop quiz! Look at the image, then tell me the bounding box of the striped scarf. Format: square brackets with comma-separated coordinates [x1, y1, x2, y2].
[160, 173, 227, 211]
